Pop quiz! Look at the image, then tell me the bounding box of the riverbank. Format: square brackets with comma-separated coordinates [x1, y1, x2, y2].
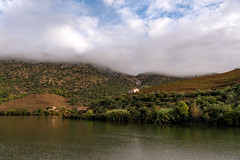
[1, 107, 238, 128]
[1, 84, 240, 127]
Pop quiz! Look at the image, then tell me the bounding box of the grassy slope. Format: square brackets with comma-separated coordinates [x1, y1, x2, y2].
[141, 68, 240, 93]
[0, 94, 70, 111]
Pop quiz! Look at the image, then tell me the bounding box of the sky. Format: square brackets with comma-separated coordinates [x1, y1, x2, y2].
[0, 0, 240, 76]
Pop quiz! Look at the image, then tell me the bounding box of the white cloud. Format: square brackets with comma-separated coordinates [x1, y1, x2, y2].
[0, 0, 100, 56]
[0, 0, 240, 76]
[83, 0, 240, 75]
[148, 17, 174, 37]
[146, 0, 189, 18]
[46, 26, 89, 53]
[0, 2, 3, 10]
[192, 0, 224, 9]
[117, 7, 147, 34]
[148, 0, 174, 12]
[102, 0, 124, 7]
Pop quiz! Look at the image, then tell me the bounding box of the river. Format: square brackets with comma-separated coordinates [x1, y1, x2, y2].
[0, 117, 239, 160]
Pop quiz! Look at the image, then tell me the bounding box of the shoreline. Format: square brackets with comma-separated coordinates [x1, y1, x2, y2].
[0, 112, 239, 128]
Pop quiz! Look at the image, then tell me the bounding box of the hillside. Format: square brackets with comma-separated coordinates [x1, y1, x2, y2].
[0, 94, 69, 111]
[0, 60, 179, 105]
[136, 73, 182, 87]
[141, 68, 240, 93]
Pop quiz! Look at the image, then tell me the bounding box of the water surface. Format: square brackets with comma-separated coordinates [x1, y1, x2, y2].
[0, 117, 239, 160]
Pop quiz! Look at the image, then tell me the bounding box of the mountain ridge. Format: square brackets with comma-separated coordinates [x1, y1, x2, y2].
[0, 60, 181, 105]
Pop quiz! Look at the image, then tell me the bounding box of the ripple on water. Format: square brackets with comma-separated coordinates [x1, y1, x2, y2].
[0, 117, 240, 160]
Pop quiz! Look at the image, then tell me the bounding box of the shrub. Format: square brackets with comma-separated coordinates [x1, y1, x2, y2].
[0, 111, 5, 116]
[155, 108, 175, 125]
[19, 109, 31, 116]
[82, 110, 95, 120]
[190, 102, 202, 122]
[33, 108, 44, 115]
[177, 101, 189, 120]
[128, 107, 141, 119]
[104, 109, 130, 122]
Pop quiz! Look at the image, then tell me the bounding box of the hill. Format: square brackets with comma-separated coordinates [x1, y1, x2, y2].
[136, 73, 182, 87]
[141, 68, 240, 93]
[0, 94, 69, 111]
[0, 60, 179, 105]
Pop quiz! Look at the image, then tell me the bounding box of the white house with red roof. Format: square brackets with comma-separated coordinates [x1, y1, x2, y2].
[128, 88, 139, 94]
[77, 107, 89, 111]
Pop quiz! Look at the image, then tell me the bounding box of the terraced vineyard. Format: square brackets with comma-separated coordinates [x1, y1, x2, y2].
[141, 68, 240, 93]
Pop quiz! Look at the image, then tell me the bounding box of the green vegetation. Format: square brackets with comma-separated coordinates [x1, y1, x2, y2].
[104, 109, 130, 122]
[0, 60, 178, 106]
[64, 84, 240, 127]
[0, 107, 61, 116]
[136, 73, 182, 87]
[0, 108, 31, 116]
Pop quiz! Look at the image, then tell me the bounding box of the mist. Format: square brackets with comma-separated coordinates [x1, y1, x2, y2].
[0, 0, 240, 76]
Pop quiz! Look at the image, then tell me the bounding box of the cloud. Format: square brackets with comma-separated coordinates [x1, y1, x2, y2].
[0, 0, 98, 56]
[117, 7, 147, 34]
[83, 0, 240, 76]
[102, 0, 125, 8]
[0, 0, 240, 76]
[148, 17, 174, 37]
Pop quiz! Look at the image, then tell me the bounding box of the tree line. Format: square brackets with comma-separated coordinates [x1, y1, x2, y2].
[64, 84, 240, 127]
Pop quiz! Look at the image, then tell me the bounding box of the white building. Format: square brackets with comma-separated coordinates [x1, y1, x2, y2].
[77, 107, 89, 111]
[128, 88, 140, 94]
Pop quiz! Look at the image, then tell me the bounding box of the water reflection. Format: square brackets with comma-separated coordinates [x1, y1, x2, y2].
[0, 117, 239, 160]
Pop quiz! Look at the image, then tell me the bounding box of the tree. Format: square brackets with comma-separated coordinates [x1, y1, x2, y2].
[177, 101, 189, 121]
[82, 110, 94, 120]
[190, 102, 202, 121]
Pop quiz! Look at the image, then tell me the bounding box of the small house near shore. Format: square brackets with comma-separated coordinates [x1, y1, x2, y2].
[48, 106, 57, 111]
[128, 88, 140, 94]
[77, 107, 89, 111]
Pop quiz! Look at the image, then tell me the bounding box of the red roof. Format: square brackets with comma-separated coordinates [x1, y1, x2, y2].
[128, 88, 137, 90]
[78, 107, 89, 109]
